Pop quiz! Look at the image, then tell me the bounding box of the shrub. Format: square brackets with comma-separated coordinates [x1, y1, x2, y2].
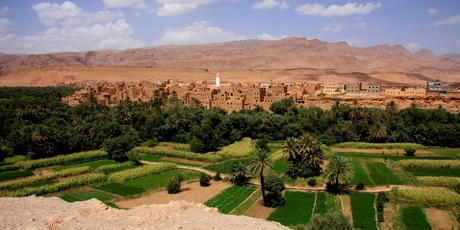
[453, 184, 460, 194]
[308, 178, 317, 187]
[304, 210, 354, 230]
[355, 182, 365, 190]
[376, 192, 388, 222]
[404, 147, 416, 156]
[190, 138, 207, 153]
[213, 172, 222, 181]
[265, 174, 285, 194]
[199, 172, 211, 187]
[142, 139, 159, 148]
[167, 178, 181, 194]
[104, 134, 140, 162]
[264, 192, 286, 208]
[4, 155, 26, 164]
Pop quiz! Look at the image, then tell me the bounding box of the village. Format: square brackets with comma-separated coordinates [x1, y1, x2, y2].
[62, 74, 459, 113]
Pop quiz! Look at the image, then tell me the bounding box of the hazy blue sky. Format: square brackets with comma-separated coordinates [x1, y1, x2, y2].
[0, 0, 459, 55]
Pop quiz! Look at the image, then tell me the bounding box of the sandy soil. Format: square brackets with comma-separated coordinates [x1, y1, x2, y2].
[381, 203, 397, 230]
[331, 148, 439, 156]
[340, 195, 353, 225]
[115, 180, 231, 209]
[244, 198, 275, 219]
[425, 208, 459, 230]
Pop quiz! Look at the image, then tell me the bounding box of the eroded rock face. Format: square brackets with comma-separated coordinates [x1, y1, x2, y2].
[0, 196, 288, 230]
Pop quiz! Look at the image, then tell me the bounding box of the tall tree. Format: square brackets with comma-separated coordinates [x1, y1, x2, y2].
[85, 91, 98, 123]
[323, 156, 353, 190]
[368, 122, 387, 142]
[385, 100, 398, 123]
[248, 150, 273, 205]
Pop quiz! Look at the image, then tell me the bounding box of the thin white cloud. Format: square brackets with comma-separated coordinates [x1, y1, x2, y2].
[0, 18, 12, 34]
[353, 20, 367, 28]
[0, 19, 146, 54]
[295, 2, 381, 17]
[32, 1, 121, 26]
[431, 15, 460, 26]
[0, 6, 9, 15]
[279, 1, 289, 10]
[256, 33, 287, 40]
[406, 42, 422, 52]
[103, 0, 147, 8]
[155, 0, 216, 16]
[322, 23, 345, 32]
[428, 8, 439, 15]
[156, 3, 198, 16]
[253, 0, 279, 10]
[154, 21, 246, 45]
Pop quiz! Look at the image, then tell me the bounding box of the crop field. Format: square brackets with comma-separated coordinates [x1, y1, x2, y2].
[157, 142, 191, 152]
[333, 142, 426, 150]
[390, 187, 460, 206]
[402, 206, 431, 230]
[349, 192, 377, 230]
[204, 185, 256, 214]
[364, 160, 404, 185]
[203, 158, 252, 174]
[313, 192, 327, 215]
[123, 170, 200, 191]
[267, 191, 316, 226]
[417, 176, 460, 187]
[403, 167, 460, 177]
[94, 183, 145, 196]
[273, 159, 289, 175]
[140, 155, 202, 167]
[60, 189, 118, 202]
[230, 188, 261, 215]
[216, 137, 255, 158]
[347, 158, 374, 186]
[0, 170, 34, 181]
[53, 159, 116, 171]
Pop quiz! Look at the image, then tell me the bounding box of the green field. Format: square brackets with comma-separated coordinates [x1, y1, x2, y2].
[402, 206, 431, 230]
[404, 167, 460, 177]
[273, 159, 289, 175]
[313, 192, 327, 214]
[123, 170, 200, 190]
[0, 170, 34, 181]
[203, 158, 252, 174]
[53, 159, 116, 171]
[347, 158, 374, 186]
[350, 192, 377, 230]
[365, 160, 387, 185]
[267, 191, 316, 226]
[140, 155, 202, 167]
[61, 189, 118, 202]
[230, 188, 261, 215]
[93, 183, 145, 196]
[204, 185, 256, 214]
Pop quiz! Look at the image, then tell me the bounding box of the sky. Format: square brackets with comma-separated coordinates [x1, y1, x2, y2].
[0, 0, 459, 55]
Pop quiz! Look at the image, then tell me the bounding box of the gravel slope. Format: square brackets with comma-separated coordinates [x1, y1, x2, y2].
[0, 196, 289, 230]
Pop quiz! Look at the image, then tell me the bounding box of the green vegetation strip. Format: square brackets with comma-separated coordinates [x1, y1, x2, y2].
[205, 185, 256, 214]
[94, 161, 137, 174]
[349, 192, 377, 230]
[347, 158, 374, 186]
[107, 163, 177, 183]
[60, 189, 118, 202]
[133, 146, 222, 163]
[230, 188, 261, 215]
[0, 170, 34, 182]
[374, 162, 404, 184]
[216, 137, 255, 158]
[390, 187, 460, 206]
[267, 191, 315, 226]
[16, 150, 108, 170]
[157, 142, 191, 152]
[53, 159, 116, 171]
[402, 206, 431, 230]
[8, 173, 107, 197]
[273, 159, 289, 175]
[123, 170, 200, 191]
[269, 149, 284, 163]
[417, 176, 460, 188]
[0, 166, 91, 190]
[403, 167, 460, 177]
[313, 192, 327, 215]
[94, 183, 145, 196]
[333, 142, 426, 150]
[398, 159, 460, 169]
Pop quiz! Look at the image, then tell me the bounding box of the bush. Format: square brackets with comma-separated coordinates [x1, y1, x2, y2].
[167, 178, 180, 194]
[308, 178, 317, 187]
[265, 174, 285, 194]
[304, 210, 354, 230]
[104, 134, 140, 162]
[404, 147, 416, 156]
[199, 172, 211, 187]
[4, 155, 26, 164]
[355, 182, 365, 190]
[190, 138, 207, 153]
[213, 172, 222, 181]
[142, 139, 158, 148]
[264, 192, 286, 208]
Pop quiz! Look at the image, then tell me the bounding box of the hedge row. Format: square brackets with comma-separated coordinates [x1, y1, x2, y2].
[133, 147, 222, 163]
[94, 161, 136, 173]
[107, 163, 177, 183]
[333, 142, 426, 150]
[398, 159, 460, 169]
[8, 173, 107, 197]
[0, 166, 91, 190]
[417, 176, 460, 188]
[390, 187, 460, 206]
[15, 150, 108, 170]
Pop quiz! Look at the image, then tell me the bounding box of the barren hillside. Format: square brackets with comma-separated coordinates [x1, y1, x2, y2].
[0, 37, 459, 86]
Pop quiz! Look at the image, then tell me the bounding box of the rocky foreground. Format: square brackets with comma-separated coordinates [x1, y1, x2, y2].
[0, 196, 288, 230]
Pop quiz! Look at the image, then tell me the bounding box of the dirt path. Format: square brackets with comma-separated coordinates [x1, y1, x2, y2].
[425, 208, 459, 230]
[115, 181, 231, 209]
[244, 198, 275, 219]
[340, 195, 353, 225]
[381, 203, 397, 230]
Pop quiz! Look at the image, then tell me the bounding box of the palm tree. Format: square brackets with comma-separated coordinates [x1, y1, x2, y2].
[232, 161, 249, 186]
[85, 91, 98, 123]
[369, 122, 387, 142]
[385, 100, 398, 123]
[248, 150, 273, 205]
[330, 99, 342, 122]
[323, 156, 353, 190]
[283, 137, 299, 160]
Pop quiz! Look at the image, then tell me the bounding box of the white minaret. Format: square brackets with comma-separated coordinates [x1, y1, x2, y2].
[216, 73, 221, 87]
